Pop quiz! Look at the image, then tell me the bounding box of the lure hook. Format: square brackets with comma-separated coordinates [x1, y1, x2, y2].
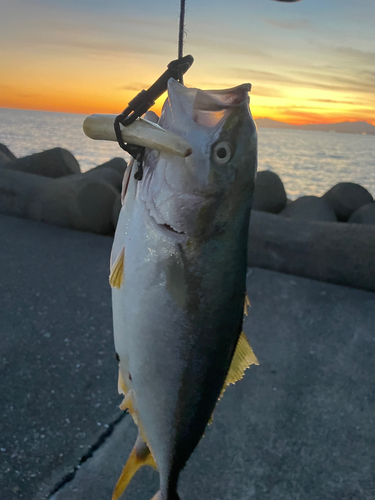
[114, 55, 194, 180]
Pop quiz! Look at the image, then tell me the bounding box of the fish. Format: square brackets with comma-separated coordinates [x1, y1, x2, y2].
[109, 78, 258, 500]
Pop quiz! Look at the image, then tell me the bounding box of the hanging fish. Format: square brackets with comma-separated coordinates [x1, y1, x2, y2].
[107, 78, 258, 500]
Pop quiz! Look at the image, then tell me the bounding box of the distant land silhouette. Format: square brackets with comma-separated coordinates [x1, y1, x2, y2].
[256, 118, 375, 135]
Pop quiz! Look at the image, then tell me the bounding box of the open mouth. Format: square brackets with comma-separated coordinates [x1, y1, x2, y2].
[161, 223, 186, 235]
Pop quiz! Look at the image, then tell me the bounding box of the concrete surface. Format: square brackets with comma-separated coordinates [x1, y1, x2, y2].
[1, 214, 375, 500]
[49, 267, 375, 500]
[0, 215, 122, 500]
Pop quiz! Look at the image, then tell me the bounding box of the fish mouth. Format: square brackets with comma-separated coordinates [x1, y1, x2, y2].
[144, 204, 188, 240]
[161, 223, 186, 235]
[143, 187, 211, 241]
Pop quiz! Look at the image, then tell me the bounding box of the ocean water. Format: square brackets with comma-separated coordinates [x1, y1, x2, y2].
[1, 108, 375, 200]
[259, 127, 375, 200]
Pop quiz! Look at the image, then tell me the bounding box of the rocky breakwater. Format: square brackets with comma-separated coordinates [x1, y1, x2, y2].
[1, 145, 374, 292]
[0, 144, 125, 235]
[249, 171, 375, 292]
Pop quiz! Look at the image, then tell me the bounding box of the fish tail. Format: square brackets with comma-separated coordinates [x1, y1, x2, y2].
[150, 490, 181, 500]
[157, 475, 182, 500]
[112, 434, 156, 500]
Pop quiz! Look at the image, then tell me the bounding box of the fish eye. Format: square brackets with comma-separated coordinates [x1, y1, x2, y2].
[213, 142, 231, 164]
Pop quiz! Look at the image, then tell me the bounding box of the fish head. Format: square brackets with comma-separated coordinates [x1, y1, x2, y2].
[140, 79, 257, 238]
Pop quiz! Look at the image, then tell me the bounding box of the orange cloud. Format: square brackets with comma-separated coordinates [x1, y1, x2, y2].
[1, 2, 374, 127]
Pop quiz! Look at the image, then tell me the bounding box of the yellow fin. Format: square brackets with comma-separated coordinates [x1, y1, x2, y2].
[117, 370, 149, 446]
[209, 332, 259, 423]
[119, 389, 139, 426]
[244, 293, 251, 316]
[109, 247, 125, 289]
[112, 434, 157, 500]
[221, 331, 259, 397]
[117, 369, 128, 395]
[120, 391, 135, 412]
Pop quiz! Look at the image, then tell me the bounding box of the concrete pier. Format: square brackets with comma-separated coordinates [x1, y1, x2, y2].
[0, 214, 374, 500]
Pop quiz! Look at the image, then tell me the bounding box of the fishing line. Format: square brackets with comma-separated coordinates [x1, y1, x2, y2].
[178, 0, 186, 83]
[111, 0, 192, 178]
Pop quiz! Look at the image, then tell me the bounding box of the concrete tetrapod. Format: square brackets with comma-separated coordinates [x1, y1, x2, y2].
[0, 144, 17, 162]
[80, 168, 124, 192]
[252, 170, 287, 214]
[280, 195, 337, 222]
[323, 182, 374, 221]
[0, 167, 118, 234]
[0, 150, 12, 167]
[2, 147, 81, 178]
[348, 202, 375, 225]
[63, 158, 128, 194]
[248, 210, 375, 292]
[92, 157, 128, 176]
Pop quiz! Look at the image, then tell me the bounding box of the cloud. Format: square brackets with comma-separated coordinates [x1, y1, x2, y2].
[189, 37, 271, 59]
[361, 70, 375, 81]
[251, 85, 285, 98]
[189, 80, 243, 91]
[311, 98, 356, 105]
[335, 47, 375, 65]
[17, 93, 39, 98]
[291, 68, 375, 95]
[233, 64, 375, 100]
[264, 18, 312, 31]
[233, 68, 297, 85]
[118, 83, 150, 92]
[3, 10, 174, 58]
[36, 36, 166, 57]
[19, 20, 171, 59]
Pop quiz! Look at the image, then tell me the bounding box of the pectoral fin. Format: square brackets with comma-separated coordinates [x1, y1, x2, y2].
[110, 247, 125, 289]
[112, 434, 157, 500]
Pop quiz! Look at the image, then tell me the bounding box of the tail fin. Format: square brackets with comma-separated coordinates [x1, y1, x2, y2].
[112, 434, 157, 500]
[150, 490, 181, 500]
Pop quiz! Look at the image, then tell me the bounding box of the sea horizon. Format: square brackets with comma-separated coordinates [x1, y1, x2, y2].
[1, 106, 374, 129]
[1, 107, 375, 200]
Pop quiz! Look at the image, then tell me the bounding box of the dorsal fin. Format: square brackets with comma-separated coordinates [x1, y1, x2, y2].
[221, 331, 259, 397]
[109, 247, 125, 289]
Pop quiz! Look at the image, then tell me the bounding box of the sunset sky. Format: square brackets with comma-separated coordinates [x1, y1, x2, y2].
[1, 0, 374, 125]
